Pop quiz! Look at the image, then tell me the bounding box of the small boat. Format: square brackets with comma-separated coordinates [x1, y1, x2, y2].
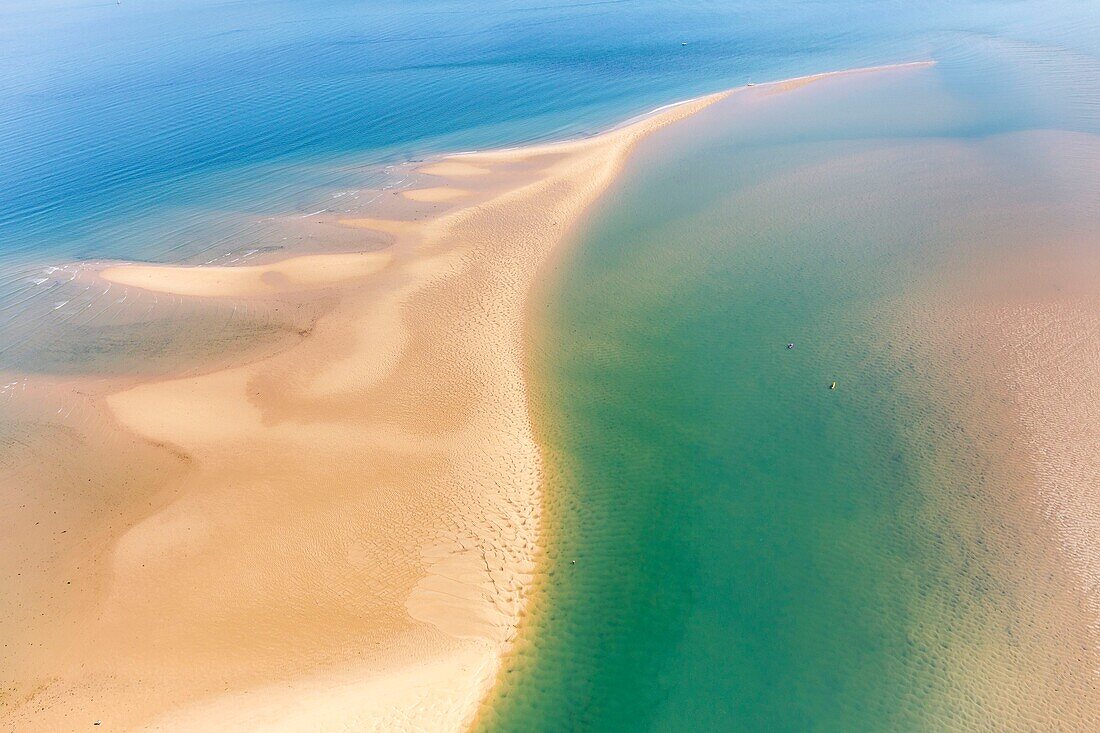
[829, 381, 837, 390]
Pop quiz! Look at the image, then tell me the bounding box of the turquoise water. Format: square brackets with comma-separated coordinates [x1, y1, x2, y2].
[481, 41, 1100, 733]
[3, 1, 1100, 729]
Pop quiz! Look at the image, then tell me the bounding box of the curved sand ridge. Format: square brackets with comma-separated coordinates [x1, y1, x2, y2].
[100, 252, 393, 298]
[0, 90, 728, 731]
[2, 64, 942, 731]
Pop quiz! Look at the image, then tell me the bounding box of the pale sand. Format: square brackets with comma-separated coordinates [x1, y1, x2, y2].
[100, 251, 392, 297]
[1, 84, 730, 731]
[401, 186, 470, 203]
[418, 161, 490, 177]
[3, 66, 941, 731]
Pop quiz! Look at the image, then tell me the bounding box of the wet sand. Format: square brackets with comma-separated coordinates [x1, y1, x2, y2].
[0, 85, 727, 730]
[27, 62, 1087, 732]
[16, 59, 1100, 732]
[474, 71, 1100, 729]
[100, 252, 393, 298]
[400, 187, 471, 203]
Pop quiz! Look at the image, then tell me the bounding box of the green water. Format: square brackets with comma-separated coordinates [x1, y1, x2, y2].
[481, 59, 1100, 731]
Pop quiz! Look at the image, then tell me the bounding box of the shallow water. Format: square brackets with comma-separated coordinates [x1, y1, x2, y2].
[4, 1, 1100, 729]
[480, 40, 1100, 733]
[2, 0, 1098, 375]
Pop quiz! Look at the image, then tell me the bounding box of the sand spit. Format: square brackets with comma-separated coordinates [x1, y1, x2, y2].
[0, 84, 728, 730]
[0, 65, 934, 731]
[759, 60, 933, 94]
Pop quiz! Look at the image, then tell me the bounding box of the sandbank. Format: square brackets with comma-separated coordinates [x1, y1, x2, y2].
[100, 251, 391, 297]
[418, 161, 490, 177]
[0, 64, 937, 731]
[400, 186, 470, 203]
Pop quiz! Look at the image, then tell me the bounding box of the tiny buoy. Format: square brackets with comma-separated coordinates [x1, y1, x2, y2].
[787, 343, 794, 349]
[829, 381, 837, 390]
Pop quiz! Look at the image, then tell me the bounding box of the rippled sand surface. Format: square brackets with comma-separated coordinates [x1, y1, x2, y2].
[4, 54, 1098, 731]
[911, 129, 1100, 632]
[0, 90, 724, 730]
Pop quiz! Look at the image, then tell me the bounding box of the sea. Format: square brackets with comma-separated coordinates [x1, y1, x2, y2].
[3, 0, 1100, 730]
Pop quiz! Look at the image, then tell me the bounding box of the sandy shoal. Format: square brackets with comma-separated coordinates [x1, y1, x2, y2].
[928, 130, 1100, 629]
[0, 83, 728, 731]
[99, 251, 392, 297]
[1, 63, 957, 731]
[883, 127, 1100, 725]
[418, 161, 490, 177]
[915, 129, 1100, 627]
[400, 186, 470, 203]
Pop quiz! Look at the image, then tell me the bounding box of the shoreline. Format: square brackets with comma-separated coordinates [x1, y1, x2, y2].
[2, 63, 933, 731]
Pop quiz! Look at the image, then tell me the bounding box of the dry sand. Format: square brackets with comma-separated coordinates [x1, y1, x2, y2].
[0, 86, 728, 731]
